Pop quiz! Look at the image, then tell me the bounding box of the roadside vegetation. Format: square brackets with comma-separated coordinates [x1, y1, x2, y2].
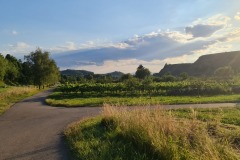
[0, 48, 60, 89]
[65, 105, 240, 160]
[0, 48, 60, 114]
[0, 86, 39, 115]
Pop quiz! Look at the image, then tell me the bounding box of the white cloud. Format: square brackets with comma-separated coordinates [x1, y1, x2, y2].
[2, 42, 33, 57]
[192, 14, 231, 26]
[56, 13, 240, 73]
[50, 40, 131, 53]
[62, 53, 200, 74]
[11, 30, 18, 35]
[234, 12, 240, 20]
[50, 41, 77, 52]
[15, 42, 30, 50]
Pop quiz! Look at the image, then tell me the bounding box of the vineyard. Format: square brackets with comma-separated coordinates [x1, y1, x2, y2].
[56, 80, 240, 96]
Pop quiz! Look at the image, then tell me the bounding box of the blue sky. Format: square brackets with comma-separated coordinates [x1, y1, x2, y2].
[0, 0, 240, 73]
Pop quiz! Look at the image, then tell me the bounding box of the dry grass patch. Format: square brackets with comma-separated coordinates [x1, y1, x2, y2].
[65, 105, 240, 160]
[0, 86, 39, 115]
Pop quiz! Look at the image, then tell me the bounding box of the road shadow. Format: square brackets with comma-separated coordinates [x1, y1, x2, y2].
[3, 133, 70, 160]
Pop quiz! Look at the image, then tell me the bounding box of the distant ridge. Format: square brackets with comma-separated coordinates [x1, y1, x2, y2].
[61, 69, 124, 78]
[61, 69, 94, 76]
[106, 71, 124, 78]
[159, 51, 240, 76]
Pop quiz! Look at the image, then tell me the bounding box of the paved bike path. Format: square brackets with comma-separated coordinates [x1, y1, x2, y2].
[0, 89, 101, 160]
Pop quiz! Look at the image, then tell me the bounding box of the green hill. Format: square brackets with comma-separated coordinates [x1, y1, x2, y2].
[159, 51, 240, 76]
[61, 69, 94, 76]
[106, 71, 124, 78]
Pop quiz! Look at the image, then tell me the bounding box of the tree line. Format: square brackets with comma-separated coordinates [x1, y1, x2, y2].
[0, 48, 60, 89]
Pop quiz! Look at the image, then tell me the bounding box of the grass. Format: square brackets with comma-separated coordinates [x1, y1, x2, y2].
[65, 105, 240, 160]
[0, 86, 39, 115]
[46, 92, 240, 107]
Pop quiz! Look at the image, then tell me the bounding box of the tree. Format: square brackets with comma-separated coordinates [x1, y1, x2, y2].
[135, 65, 151, 79]
[161, 72, 176, 82]
[0, 54, 6, 82]
[120, 73, 133, 81]
[19, 61, 33, 85]
[24, 48, 60, 89]
[4, 54, 21, 84]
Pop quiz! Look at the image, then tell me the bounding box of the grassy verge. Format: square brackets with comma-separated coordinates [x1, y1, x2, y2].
[0, 86, 40, 115]
[46, 92, 240, 107]
[65, 105, 240, 160]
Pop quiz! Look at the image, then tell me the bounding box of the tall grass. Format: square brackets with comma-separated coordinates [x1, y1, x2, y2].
[65, 105, 240, 160]
[102, 105, 240, 159]
[0, 86, 39, 115]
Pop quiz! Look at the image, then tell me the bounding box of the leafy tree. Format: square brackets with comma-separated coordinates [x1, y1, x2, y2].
[120, 73, 133, 81]
[25, 48, 60, 89]
[19, 61, 33, 85]
[0, 54, 6, 82]
[142, 77, 153, 93]
[124, 77, 140, 92]
[4, 54, 21, 84]
[135, 65, 151, 79]
[161, 73, 176, 82]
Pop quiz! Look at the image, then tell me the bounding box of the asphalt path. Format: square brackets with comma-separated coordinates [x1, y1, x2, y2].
[0, 89, 239, 160]
[0, 89, 101, 160]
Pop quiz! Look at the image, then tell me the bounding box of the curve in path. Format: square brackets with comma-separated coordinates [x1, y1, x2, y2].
[0, 89, 239, 160]
[0, 89, 101, 160]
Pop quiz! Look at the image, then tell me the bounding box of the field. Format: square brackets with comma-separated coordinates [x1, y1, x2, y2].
[46, 92, 240, 107]
[65, 105, 240, 160]
[46, 80, 240, 107]
[0, 86, 39, 115]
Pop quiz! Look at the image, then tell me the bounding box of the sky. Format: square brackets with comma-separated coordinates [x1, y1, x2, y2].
[0, 0, 240, 73]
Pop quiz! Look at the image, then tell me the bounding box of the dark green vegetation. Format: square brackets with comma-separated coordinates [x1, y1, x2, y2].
[60, 69, 124, 84]
[61, 69, 94, 77]
[65, 106, 240, 160]
[0, 86, 39, 115]
[47, 77, 240, 107]
[158, 51, 240, 76]
[52, 51, 240, 107]
[0, 48, 60, 89]
[0, 48, 59, 114]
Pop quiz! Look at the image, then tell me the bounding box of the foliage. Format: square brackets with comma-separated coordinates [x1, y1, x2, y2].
[0, 49, 60, 87]
[24, 48, 60, 89]
[135, 65, 151, 79]
[4, 54, 21, 84]
[0, 54, 6, 82]
[56, 79, 240, 96]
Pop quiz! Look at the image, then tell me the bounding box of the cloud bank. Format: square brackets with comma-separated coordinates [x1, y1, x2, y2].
[54, 14, 240, 73]
[2, 13, 240, 73]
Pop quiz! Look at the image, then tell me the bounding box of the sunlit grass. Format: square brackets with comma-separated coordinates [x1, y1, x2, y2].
[0, 86, 39, 115]
[65, 105, 240, 160]
[46, 92, 240, 107]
